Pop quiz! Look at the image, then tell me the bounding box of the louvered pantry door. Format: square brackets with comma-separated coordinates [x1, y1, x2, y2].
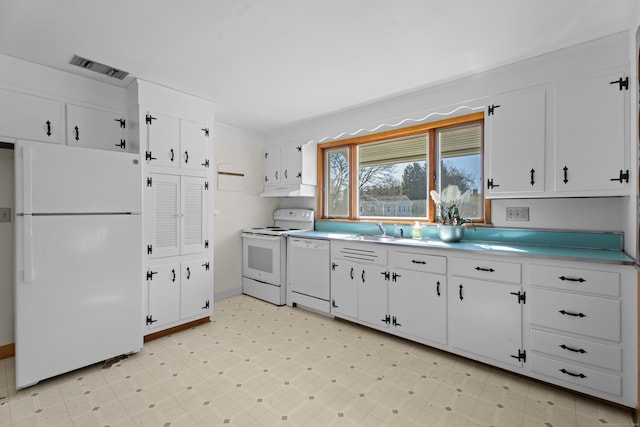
[180, 176, 207, 255]
[146, 174, 181, 258]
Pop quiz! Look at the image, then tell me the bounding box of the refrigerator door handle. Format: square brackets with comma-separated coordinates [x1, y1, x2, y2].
[22, 146, 33, 215]
[23, 215, 33, 283]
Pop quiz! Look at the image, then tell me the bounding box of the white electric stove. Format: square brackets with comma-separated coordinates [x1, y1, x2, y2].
[241, 209, 314, 305]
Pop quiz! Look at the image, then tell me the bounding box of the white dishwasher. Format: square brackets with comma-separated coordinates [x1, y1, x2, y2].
[287, 237, 331, 313]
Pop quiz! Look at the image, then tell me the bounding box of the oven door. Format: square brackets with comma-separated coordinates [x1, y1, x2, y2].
[242, 233, 282, 285]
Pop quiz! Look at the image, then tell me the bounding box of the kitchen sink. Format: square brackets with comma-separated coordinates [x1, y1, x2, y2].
[350, 234, 400, 242]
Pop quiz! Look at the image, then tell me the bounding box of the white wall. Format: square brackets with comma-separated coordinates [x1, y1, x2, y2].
[267, 31, 636, 254]
[213, 123, 277, 300]
[0, 148, 14, 347]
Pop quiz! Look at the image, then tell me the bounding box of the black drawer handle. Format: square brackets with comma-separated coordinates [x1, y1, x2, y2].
[558, 276, 585, 283]
[559, 309, 586, 318]
[436, 281, 440, 297]
[475, 266, 495, 272]
[332, 299, 338, 309]
[559, 344, 587, 354]
[350, 267, 354, 280]
[459, 284, 463, 301]
[361, 270, 365, 283]
[559, 368, 586, 379]
[411, 260, 426, 264]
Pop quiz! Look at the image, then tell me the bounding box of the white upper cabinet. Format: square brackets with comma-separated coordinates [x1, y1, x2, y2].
[145, 111, 180, 167]
[485, 87, 546, 197]
[145, 111, 211, 172]
[0, 88, 61, 143]
[553, 69, 628, 195]
[66, 104, 129, 152]
[263, 142, 317, 190]
[180, 119, 212, 170]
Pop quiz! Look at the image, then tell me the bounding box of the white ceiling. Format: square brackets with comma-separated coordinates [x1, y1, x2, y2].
[0, 1, 637, 133]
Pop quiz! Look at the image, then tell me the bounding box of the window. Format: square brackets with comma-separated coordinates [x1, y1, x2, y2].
[318, 112, 486, 223]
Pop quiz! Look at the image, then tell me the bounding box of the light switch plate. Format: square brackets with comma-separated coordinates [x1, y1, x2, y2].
[506, 207, 529, 221]
[0, 208, 11, 222]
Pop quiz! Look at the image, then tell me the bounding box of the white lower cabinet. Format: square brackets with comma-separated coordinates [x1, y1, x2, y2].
[146, 258, 212, 331]
[389, 250, 447, 344]
[449, 256, 524, 367]
[527, 262, 635, 406]
[325, 240, 637, 407]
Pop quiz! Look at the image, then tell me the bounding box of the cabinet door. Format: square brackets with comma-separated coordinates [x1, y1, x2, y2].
[66, 104, 127, 152]
[390, 270, 446, 344]
[0, 88, 61, 143]
[357, 264, 389, 328]
[145, 174, 181, 258]
[264, 147, 280, 185]
[181, 259, 213, 319]
[554, 70, 628, 194]
[180, 119, 212, 170]
[448, 278, 523, 366]
[330, 258, 358, 318]
[181, 176, 208, 255]
[281, 144, 302, 184]
[146, 111, 180, 168]
[486, 87, 545, 196]
[147, 262, 181, 329]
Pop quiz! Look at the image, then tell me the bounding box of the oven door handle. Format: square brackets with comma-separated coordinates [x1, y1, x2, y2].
[241, 233, 282, 241]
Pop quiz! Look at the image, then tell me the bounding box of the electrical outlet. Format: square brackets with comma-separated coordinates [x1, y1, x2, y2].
[506, 207, 529, 221]
[0, 208, 11, 223]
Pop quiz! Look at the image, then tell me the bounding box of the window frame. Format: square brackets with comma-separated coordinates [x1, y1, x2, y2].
[317, 112, 490, 225]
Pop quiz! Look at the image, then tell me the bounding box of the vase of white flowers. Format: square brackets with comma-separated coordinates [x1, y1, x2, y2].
[430, 184, 474, 242]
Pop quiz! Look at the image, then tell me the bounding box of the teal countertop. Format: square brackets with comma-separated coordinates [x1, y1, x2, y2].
[286, 227, 635, 265]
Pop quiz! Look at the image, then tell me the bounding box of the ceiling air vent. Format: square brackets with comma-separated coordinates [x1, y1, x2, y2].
[69, 55, 129, 80]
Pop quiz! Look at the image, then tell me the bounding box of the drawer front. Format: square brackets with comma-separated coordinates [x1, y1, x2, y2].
[451, 257, 521, 283]
[530, 264, 620, 297]
[392, 250, 446, 274]
[530, 329, 622, 371]
[529, 353, 622, 396]
[332, 243, 387, 265]
[528, 289, 621, 341]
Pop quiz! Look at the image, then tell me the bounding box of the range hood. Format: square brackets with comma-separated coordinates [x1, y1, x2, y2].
[260, 184, 316, 198]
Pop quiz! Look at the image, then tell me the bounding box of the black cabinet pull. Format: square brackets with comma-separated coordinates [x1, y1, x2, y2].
[332, 299, 338, 308]
[609, 76, 629, 91]
[46, 120, 52, 136]
[171, 269, 176, 282]
[436, 281, 441, 297]
[562, 166, 569, 184]
[170, 149, 175, 162]
[459, 284, 463, 301]
[559, 309, 586, 318]
[331, 262, 338, 271]
[201, 128, 210, 137]
[559, 368, 586, 379]
[275, 171, 279, 180]
[350, 267, 354, 280]
[296, 172, 302, 179]
[74, 126, 80, 141]
[558, 276, 585, 283]
[184, 151, 189, 163]
[114, 118, 126, 128]
[411, 260, 426, 264]
[392, 272, 401, 282]
[475, 266, 495, 272]
[530, 169, 535, 186]
[361, 270, 365, 283]
[145, 114, 157, 125]
[380, 271, 389, 280]
[115, 140, 126, 149]
[284, 169, 288, 179]
[186, 267, 191, 279]
[559, 344, 586, 354]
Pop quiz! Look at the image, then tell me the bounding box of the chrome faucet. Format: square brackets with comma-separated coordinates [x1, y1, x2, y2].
[377, 222, 386, 236]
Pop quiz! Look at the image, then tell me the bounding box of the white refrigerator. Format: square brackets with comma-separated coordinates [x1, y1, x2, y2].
[14, 141, 142, 388]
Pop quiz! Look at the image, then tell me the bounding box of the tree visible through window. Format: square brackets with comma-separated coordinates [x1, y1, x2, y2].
[320, 113, 485, 223]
